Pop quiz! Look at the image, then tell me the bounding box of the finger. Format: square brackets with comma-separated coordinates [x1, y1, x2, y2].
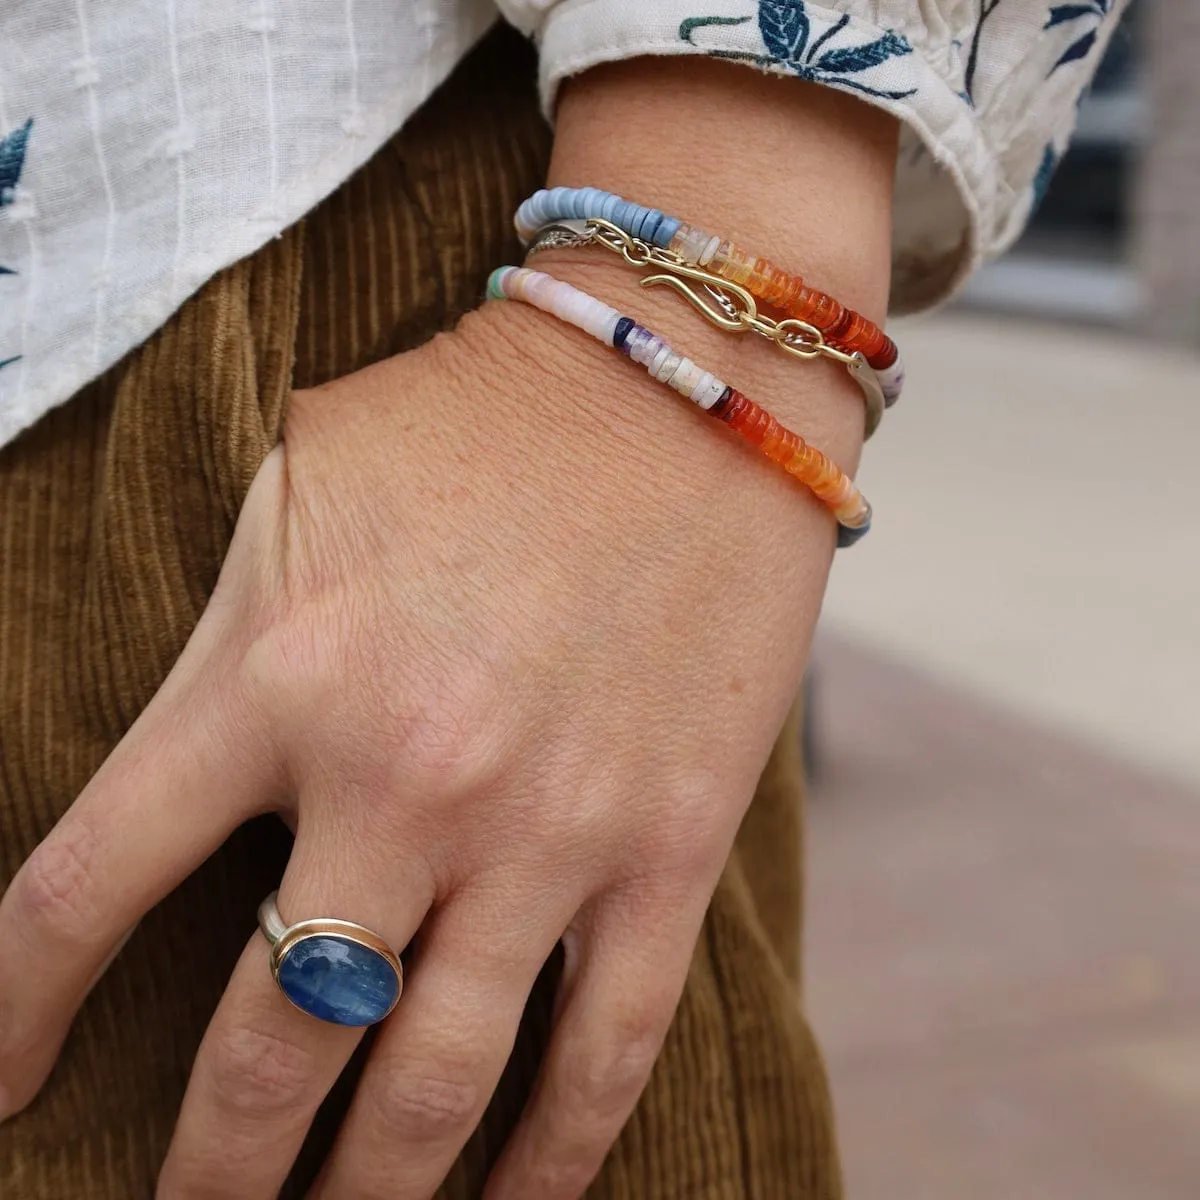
[0, 658, 275, 1121]
[483, 889, 706, 1200]
[157, 831, 435, 1199]
[310, 883, 576, 1200]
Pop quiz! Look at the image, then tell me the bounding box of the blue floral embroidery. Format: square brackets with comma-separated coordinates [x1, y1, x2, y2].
[966, 0, 1113, 104]
[681, 2, 917, 101]
[964, 0, 1003, 105]
[0, 117, 31, 206]
[1031, 143, 1060, 209]
[0, 117, 32, 372]
[1045, 1, 1112, 73]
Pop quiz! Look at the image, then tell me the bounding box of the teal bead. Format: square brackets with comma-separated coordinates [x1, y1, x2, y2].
[487, 268, 509, 299]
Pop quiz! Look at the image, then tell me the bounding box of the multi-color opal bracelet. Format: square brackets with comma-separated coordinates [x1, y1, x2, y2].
[515, 187, 905, 408]
[526, 217, 887, 438]
[487, 265, 871, 548]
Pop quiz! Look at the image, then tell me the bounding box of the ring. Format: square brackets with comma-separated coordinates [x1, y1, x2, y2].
[257, 891, 403, 1027]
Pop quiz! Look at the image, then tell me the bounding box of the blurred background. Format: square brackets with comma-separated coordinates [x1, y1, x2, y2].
[805, 2, 1200, 1195]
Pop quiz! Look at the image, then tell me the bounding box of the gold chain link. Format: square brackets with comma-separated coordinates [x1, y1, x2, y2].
[525, 216, 886, 437]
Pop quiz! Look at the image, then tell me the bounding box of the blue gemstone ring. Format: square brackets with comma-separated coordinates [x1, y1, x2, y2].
[257, 891, 404, 1027]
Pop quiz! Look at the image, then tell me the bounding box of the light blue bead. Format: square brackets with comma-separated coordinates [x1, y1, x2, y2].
[654, 215, 681, 248]
[640, 209, 664, 243]
[615, 200, 638, 232]
[600, 194, 621, 222]
[276, 935, 400, 1026]
[548, 186, 572, 217]
[570, 189, 590, 218]
[580, 187, 605, 218]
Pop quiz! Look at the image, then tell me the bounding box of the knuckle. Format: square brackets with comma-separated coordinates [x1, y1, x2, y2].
[399, 675, 506, 790]
[239, 612, 334, 713]
[11, 822, 102, 942]
[523, 1157, 602, 1199]
[369, 1055, 482, 1139]
[639, 774, 732, 876]
[239, 607, 513, 803]
[370, 665, 511, 802]
[203, 1023, 318, 1118]
[0, 994, 38, 1074]
[557, 1020, 663, 1126]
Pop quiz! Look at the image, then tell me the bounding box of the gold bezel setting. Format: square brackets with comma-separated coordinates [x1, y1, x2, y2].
[263, 906, 404, 1025]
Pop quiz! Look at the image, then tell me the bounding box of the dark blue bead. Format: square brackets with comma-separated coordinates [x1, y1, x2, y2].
[276, 935, 400, 1026]
[613, 316, 635, 349]
[836, 522, 871, 549]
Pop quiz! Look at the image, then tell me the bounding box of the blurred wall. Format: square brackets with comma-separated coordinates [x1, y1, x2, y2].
[1135, 0, 1200, 345]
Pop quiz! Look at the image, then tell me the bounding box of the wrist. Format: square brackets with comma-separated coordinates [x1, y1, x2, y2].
[518, 244, 869, 472]
[538, 56, 901, 468]
[446, 263, 850, 562]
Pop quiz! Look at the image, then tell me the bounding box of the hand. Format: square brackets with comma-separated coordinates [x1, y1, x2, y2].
[0, 285, 846, 1198]
[0, 54, 896, 1198]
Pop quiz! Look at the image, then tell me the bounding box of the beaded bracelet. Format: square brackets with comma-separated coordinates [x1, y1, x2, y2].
[487, 265, 871, 547]
[515, 187, 904, 407]
[526, 217, 887, 439]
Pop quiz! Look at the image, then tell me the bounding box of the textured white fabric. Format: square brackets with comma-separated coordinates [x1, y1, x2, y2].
[0, 0, 1126, 449]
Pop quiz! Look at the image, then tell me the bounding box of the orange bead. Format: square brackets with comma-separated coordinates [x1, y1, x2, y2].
[757, 263, 790, 306]
[873, 336, 900, 370]
[797, 287, 844, 332]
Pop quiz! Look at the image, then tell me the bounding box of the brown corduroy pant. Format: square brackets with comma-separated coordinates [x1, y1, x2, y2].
[0, 30, 840, 1200]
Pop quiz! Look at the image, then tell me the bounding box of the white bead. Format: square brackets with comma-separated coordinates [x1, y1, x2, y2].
[653, 350, 683, 383]
[699, 235, 721, 266]
[681, 227, 708, 262]
[691, 374, 728, 410]
[667, 357, 703, 397]
[584, 302, 620, 343]
[877, 358, 905, 403]
[649, 345, 673, 377]
[595, 310, 620, 345]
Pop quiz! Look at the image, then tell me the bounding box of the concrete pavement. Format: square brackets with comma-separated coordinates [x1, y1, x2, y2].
[822, 312, 1200, 786]
[805, 314, 1200, 1197]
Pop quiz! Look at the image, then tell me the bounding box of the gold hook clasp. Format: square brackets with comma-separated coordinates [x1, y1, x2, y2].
[638, 273, 750, 332]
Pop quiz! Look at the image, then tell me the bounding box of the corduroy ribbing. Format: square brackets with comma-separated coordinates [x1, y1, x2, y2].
[0, 26, 840, 1199]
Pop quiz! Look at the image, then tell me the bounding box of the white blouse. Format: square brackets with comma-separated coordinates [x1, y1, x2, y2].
[0, 0, 1127, 449]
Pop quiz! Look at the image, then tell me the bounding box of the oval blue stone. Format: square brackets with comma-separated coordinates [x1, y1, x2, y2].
[275, 935, 400, 1026]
